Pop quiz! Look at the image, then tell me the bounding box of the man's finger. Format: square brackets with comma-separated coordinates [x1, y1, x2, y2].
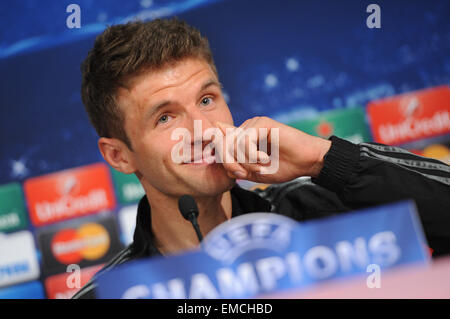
[216, 121, 236, 134]
[221, 160, 248, 179]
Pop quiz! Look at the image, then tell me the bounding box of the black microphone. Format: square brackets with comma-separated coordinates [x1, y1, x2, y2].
[178, 195, 204, 243]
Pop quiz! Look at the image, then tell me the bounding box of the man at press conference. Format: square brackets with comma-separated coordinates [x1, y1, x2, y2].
[73, 18, 450, 299]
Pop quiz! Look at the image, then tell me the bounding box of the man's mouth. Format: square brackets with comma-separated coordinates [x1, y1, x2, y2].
[182, 149, 216, 165]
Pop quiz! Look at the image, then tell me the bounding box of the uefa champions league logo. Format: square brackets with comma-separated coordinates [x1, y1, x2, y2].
[202, 213, 298, 265]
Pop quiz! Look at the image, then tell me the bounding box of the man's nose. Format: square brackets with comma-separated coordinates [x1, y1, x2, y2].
[184, 108, 216, 143]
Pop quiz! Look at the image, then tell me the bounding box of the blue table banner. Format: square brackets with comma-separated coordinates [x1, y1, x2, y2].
[0, 281, 45, 299]
[96, 200, 429, 299]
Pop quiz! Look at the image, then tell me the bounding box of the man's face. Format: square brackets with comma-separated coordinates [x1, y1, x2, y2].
[118, 57, 235, 198]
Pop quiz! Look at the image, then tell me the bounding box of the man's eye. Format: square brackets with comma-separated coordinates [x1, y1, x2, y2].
[200, 97, 213, 106]
[158, 114, 171, 124]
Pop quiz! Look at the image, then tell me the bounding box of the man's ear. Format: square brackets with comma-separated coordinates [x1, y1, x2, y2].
[98, 137, 136, 174]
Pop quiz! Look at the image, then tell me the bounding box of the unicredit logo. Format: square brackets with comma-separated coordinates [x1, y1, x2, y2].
[35, 189, 108, 222]
[378, 111, 450, 145]
[24, 163, 116, 227]
[368, 86, 450, 145]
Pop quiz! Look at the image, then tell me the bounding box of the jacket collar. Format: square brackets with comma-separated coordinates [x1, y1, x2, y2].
[130, 184, 272, 258]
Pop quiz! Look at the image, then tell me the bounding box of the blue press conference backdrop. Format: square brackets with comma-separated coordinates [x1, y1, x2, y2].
[0, 0, 449, 185]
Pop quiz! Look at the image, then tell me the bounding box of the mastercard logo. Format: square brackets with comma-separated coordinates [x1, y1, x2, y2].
[50, 223, 110, 265]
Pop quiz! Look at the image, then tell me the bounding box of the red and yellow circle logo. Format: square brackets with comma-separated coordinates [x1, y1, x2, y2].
[51, 223, 110, 264]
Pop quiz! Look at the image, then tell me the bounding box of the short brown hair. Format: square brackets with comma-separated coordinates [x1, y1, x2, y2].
[81, 18, 217, 149]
